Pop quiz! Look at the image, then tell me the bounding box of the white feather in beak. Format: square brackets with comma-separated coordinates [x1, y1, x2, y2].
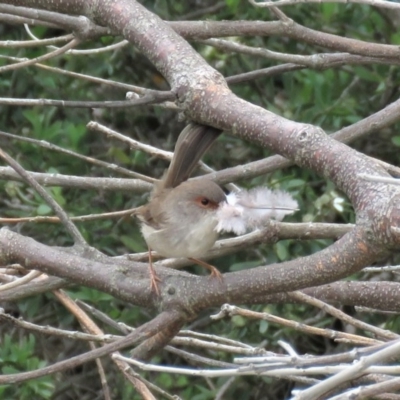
[215, 187, 298, 235]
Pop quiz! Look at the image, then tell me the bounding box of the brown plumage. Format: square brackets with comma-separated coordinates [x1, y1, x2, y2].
[135, 123, 224, 294]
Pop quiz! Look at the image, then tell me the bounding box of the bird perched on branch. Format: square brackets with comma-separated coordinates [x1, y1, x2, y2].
[135, 123, 298, 294]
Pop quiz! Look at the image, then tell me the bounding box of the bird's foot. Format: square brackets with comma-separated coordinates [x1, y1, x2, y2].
[149, 268, 162, 296]
[148, 247, 161, 296]
[189, 257, 223, 282]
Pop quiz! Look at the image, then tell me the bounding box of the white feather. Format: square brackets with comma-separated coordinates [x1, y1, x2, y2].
[215, 186, 298, 235]
[215, 202, 247, 235]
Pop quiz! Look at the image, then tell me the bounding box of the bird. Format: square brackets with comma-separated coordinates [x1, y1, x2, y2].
[135, 123, 298, 294]
[135, 124, 225, 293]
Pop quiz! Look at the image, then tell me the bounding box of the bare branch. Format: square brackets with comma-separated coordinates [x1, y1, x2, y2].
[288, 291, 398, 341]
[297, 338, 400, 399]
[0, 92, 175, 109]
[0, 33, 74, 47]
[201, 38, 400, 67]
[0, 37, 80, 73]
[0, 148, 87, 247]
[211, 304, 379, 346]
[0, 270, 42, 292]
[248, 0, 400, 10]
[0, 166, 152, 191]
[0, 129, 154, 182]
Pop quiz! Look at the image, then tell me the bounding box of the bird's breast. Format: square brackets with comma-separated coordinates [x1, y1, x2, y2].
[141, 215, 218, 258]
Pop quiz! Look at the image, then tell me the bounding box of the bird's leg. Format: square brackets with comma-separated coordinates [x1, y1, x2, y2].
[188, 258, 223, 281]
[148, 247, 161, 295]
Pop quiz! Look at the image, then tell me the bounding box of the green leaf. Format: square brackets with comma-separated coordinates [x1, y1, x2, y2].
[120, 234, 146, 252]
[321, 4, 338, 21]
[232, 315, 246, 327]
[390, 32, 400, 45]
[353, 66, 380, 83]
[37, 204, 52, 215]
[392, 136, 400, 147]
[259, 320, 269, 334]
[109, 147, 131, 164]
[230, 260, 260, 272]
[225, 0, 240, 11]
[275, 242, 289, 261]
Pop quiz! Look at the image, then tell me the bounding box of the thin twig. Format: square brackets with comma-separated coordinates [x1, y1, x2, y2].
[359, 173, 400, 185]
[288, 291, 398, 341]
[0, 55, 164, 94]
[296, 338, 400, 399]
[0, 166, 153, 191]
[0, 270, 42, 292]
[88, 121, 240, 191]
[0, 37, 80, 73]
[211, 304, 378, 346]
[0, 33, 74, 48]
[0, 129, 154, 182]
[0, 92, 174, 109]
[53, 290, 111, 400]
[0, 147, 87, 247]
[0, 207, 139, 224]
[248, 0, 400, 10]
[0, 308, 119, 342]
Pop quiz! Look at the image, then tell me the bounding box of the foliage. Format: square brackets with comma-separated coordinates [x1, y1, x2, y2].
[0, 334, 54, 399]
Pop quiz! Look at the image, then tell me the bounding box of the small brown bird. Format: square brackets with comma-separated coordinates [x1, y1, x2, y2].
[136, 123, 298, 294]
[136, 124, 225, 293]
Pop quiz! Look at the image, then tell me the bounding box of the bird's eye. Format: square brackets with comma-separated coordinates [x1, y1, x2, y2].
[201, 198, 210, 206]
